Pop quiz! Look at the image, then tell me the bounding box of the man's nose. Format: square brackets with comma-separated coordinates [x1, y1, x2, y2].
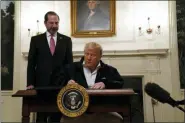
[53, 23, 57, 27]
[87, 55, 92, 60]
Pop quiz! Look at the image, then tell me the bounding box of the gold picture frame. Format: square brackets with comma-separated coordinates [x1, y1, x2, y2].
[71, 0, 116, 37]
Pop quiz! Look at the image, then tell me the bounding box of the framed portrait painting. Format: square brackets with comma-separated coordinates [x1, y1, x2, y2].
[71, 0, 116, 37]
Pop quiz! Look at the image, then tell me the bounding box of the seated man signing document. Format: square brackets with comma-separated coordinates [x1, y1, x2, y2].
[65, 42, 124, 89]
[61, 42, 124, 123]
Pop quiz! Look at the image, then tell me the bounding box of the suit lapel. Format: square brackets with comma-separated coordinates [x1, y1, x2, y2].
[95, 68, 101, 83]
[79, 64, 89, 88]
[95, 62, 105, 83]
[55, 33, 63, 50]
[42, 33, 52, 56]
[53, 33, 64, 56]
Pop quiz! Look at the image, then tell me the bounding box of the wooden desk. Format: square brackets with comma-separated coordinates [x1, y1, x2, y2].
[12, 89, 135, 123]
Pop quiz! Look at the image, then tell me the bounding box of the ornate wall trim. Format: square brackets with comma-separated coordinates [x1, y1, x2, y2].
[22, 48, 168, 58]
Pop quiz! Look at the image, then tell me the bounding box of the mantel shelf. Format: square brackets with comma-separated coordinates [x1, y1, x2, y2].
[22, 49, 168, 58]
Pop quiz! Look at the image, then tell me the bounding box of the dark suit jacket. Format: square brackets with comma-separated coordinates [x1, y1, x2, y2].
[62, 57, 124, 89]
[27, 32, 73, 87]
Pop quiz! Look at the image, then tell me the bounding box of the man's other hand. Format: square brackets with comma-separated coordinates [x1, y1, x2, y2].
[91, 82, 105, 89]
[27, 85, 34, 89]
[67, 80, 77, 84]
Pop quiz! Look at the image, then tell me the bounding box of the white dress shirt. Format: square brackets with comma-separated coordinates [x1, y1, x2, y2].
[83, 62, 101, 88]
[46, 31, 57, 47]
[87, 10, 95, 20]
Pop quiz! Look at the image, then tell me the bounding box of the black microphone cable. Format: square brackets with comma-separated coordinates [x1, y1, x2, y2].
[175, 105, 185, 112]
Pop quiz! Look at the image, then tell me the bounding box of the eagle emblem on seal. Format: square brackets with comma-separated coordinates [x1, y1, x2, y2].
[64, 91, 83, 110]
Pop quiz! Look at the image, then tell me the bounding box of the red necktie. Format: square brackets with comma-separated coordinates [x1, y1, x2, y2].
[50, 35, 55, 55]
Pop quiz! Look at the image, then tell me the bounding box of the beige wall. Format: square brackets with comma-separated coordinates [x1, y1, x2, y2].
[1, 1, 184, 122]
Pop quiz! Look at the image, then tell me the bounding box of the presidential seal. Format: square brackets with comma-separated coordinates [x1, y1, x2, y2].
[57, 84, 89, 117]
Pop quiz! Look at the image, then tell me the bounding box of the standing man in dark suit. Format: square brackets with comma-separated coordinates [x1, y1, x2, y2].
[26, 11, 73, 122]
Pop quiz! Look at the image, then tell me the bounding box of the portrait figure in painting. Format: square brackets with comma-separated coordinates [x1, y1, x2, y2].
[77, 0, 110, 31]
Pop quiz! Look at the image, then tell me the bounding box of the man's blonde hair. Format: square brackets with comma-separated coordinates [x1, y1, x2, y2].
[84, 42, 103, 56]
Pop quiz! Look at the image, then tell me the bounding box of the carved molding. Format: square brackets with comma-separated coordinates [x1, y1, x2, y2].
[22, 48, 169, 58]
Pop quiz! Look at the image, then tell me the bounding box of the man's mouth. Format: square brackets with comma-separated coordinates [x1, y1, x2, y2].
[52, 28, 57, 31]
[87, 61, 91, 64]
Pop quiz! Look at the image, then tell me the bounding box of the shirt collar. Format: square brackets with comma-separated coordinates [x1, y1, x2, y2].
[46, 31, 57, 37]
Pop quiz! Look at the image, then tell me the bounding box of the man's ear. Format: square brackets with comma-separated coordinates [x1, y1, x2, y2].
[100, 54, 102, 58]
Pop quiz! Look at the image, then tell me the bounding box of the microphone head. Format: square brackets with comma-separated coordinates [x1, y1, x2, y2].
[144, 82, 176, 106]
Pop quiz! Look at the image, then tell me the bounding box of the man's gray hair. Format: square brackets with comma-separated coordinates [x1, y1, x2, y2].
[84, 42, 103, 56]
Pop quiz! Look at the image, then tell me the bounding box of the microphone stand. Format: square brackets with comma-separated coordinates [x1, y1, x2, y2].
[151, 98, 156, 123]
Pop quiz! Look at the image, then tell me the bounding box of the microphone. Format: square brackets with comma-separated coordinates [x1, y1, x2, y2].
[176, 99, 185, 105]
[144, 82, 185, 113]
[144, 82, 176, 107]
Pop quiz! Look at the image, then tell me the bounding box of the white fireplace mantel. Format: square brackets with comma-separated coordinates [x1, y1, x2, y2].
[22, 48, 169, 58]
